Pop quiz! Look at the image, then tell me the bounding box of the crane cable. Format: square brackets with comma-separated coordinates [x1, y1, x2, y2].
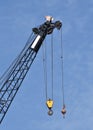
[60, 27, 65, 107]
[51, 33, 54, 100]
[60, 27, 66, 117]
[42, 39, 48, 100]
[42, 29, 66, 116]
[42, 34, 54, 101]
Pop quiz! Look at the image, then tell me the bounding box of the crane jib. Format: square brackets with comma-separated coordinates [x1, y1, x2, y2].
[0, 17, 62, 124]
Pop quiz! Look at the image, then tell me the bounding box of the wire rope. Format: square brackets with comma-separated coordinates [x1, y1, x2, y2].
[42, 34, 54, 101]
[51, 33, 54, 100]
[42, 40, 48, 100]
[60, 27, 65, 106]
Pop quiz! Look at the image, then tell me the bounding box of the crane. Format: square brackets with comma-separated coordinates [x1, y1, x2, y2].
[0, 16, 62, 123]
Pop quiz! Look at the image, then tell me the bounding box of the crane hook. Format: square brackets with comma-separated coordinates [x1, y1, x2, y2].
[61, 104, 66, 118]
[46, 99, 54, 116]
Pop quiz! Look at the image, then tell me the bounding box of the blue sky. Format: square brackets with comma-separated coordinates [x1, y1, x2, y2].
[0, 0, 93, 129]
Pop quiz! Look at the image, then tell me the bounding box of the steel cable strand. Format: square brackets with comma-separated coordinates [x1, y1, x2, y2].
[42, 40, 48, 100]
[60, 27, 65, 106]
[51, 33, 54, 100]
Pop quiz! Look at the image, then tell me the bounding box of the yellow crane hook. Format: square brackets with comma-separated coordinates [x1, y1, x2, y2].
[46, 99, 54, 116]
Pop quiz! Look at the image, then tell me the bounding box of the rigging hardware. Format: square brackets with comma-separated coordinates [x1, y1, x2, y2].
[61, 104, 66, 118]
[46, 99, 53, 116]
[42, 22, 66, 117]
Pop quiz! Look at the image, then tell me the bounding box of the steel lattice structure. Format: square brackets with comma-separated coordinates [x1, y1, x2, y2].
[0, 16, 62, 123]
